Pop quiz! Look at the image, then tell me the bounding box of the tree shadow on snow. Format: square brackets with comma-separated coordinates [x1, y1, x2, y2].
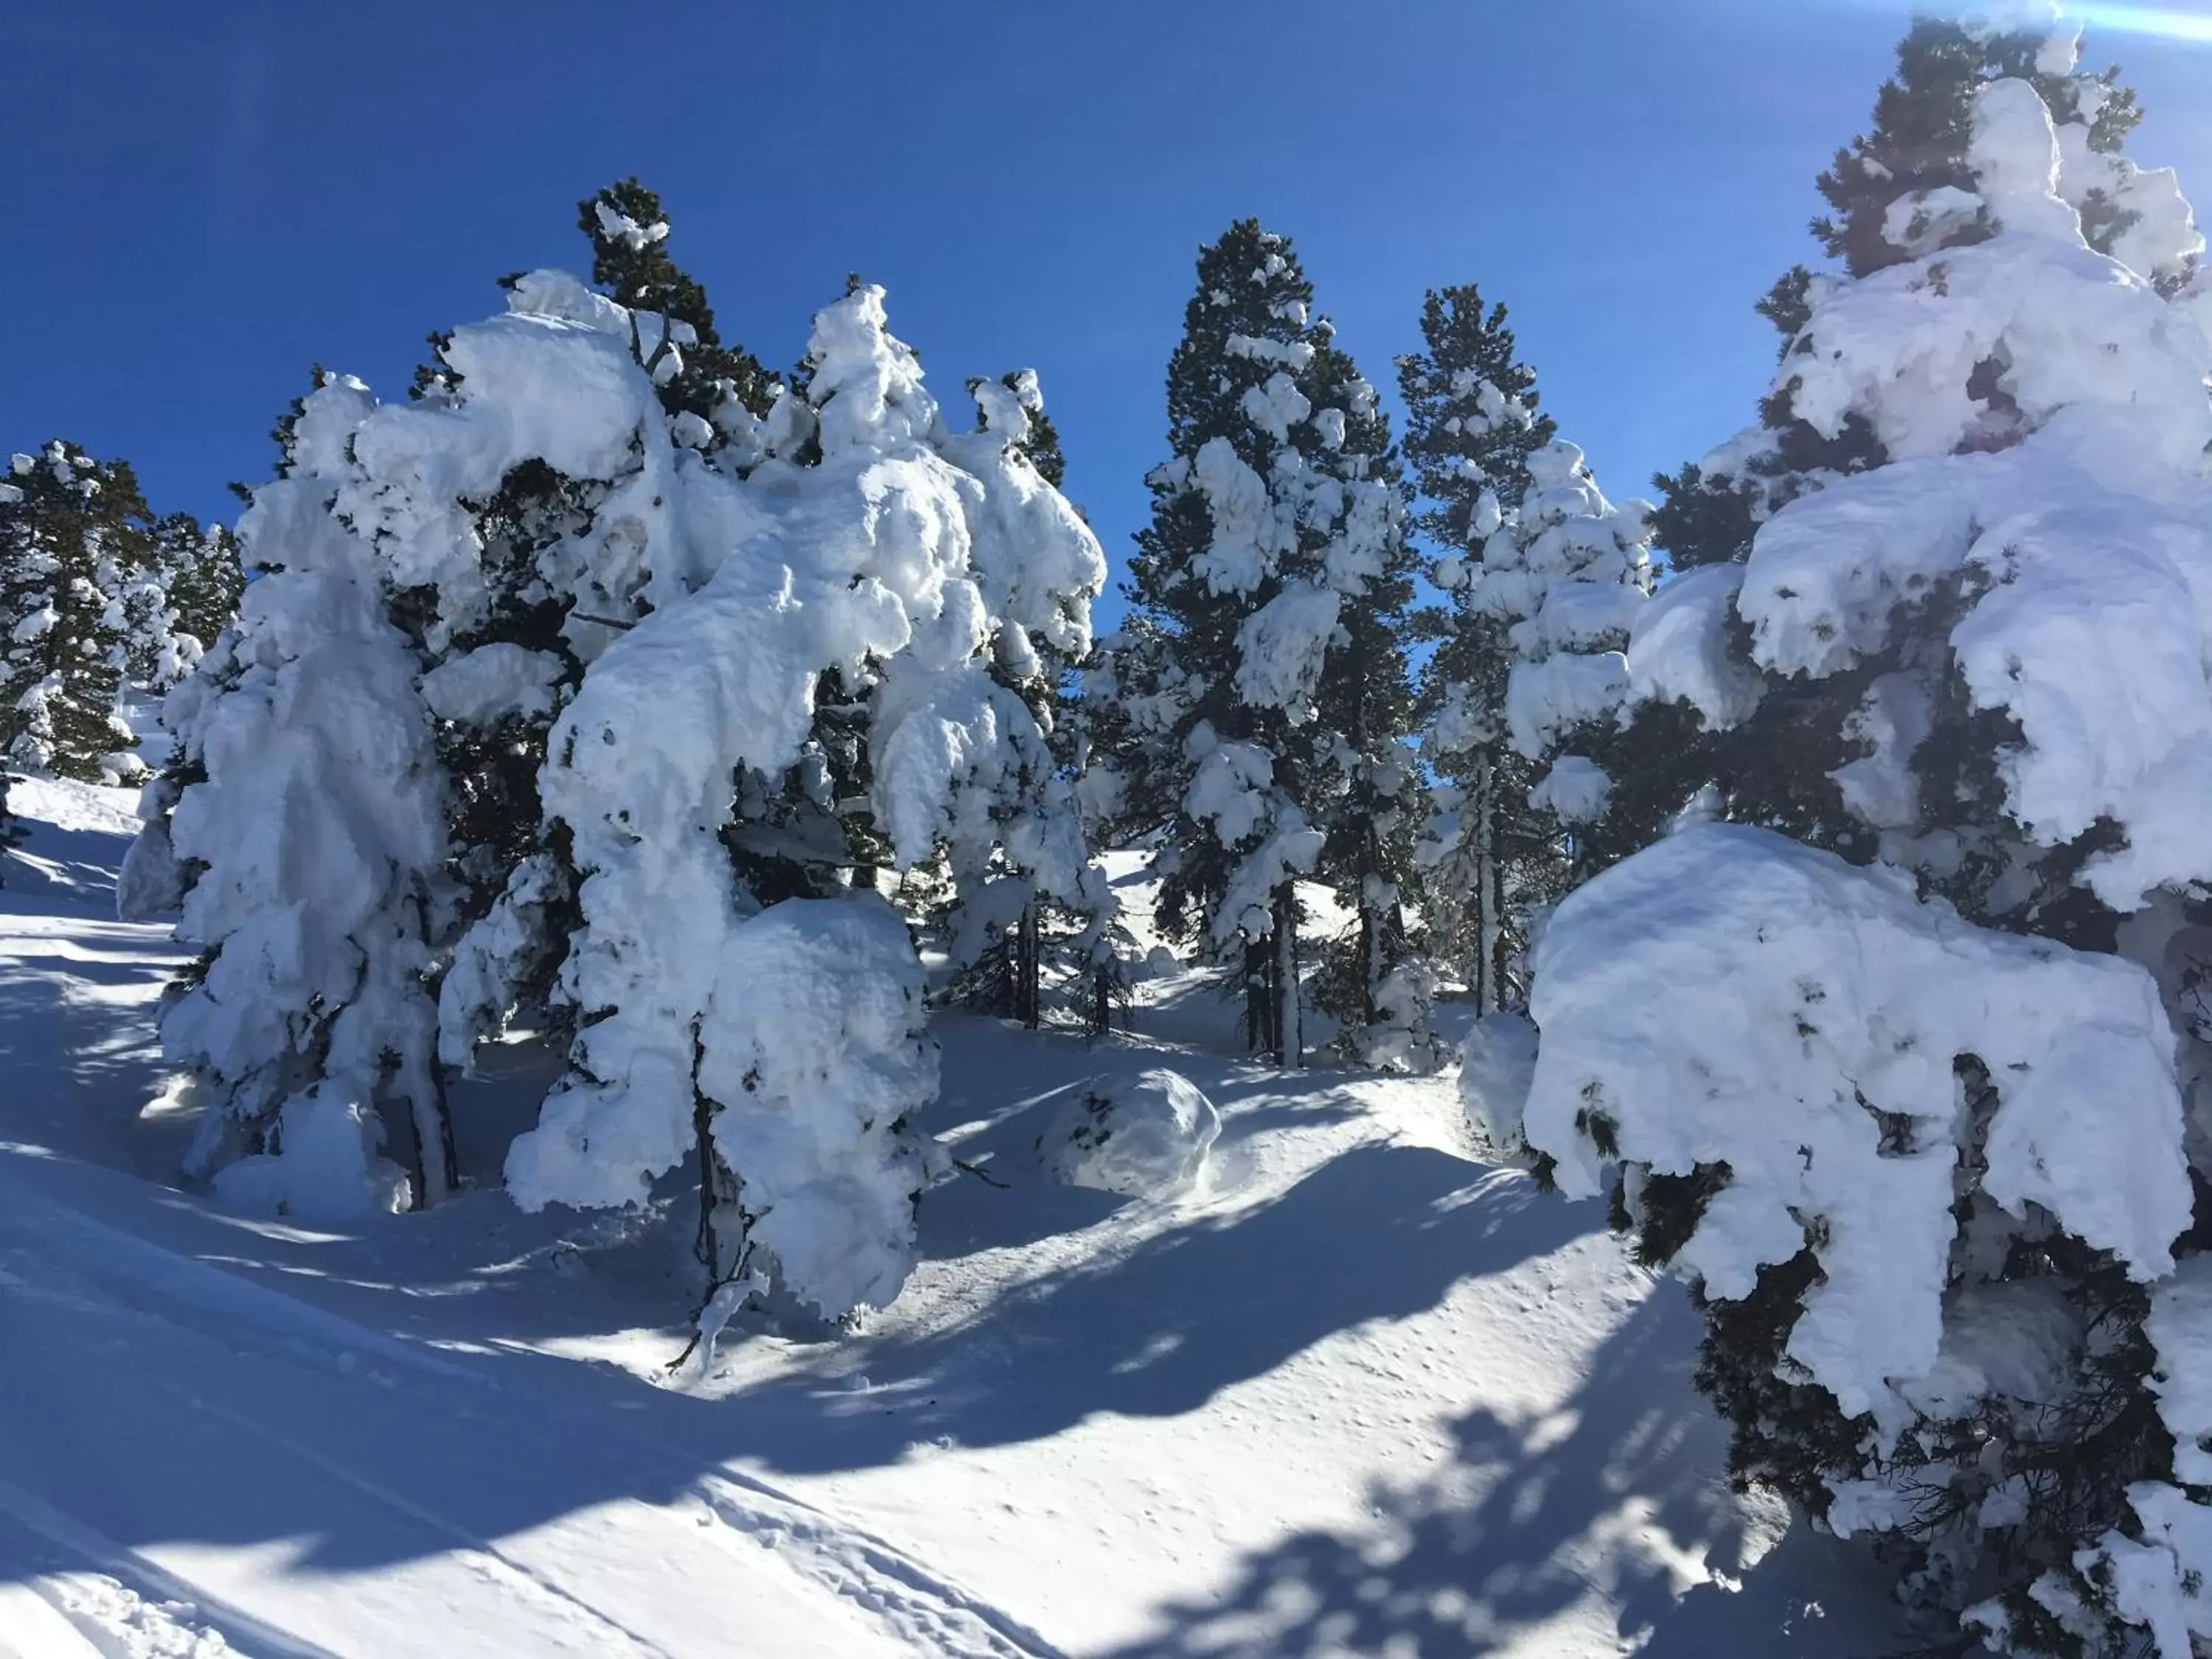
[733, 1143, 1590, 1476]
[1099, 1291, 1905, 1658]
[0, 925, 186, 1172]
[0, 1121, 1599, 1585]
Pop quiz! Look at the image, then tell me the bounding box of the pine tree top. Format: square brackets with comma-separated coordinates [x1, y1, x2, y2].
[1812, 18, 2139, 281]
[1397, 285, 1557, 555]
[1159, 219, 1322, 470]
[576, 178, 778, 424]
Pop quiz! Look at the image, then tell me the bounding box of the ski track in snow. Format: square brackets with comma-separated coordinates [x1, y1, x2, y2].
[0, 1155, 1056, 1658]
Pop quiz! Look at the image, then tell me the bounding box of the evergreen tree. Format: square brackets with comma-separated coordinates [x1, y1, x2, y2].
[942, 369, 1114, 1032]
[1110, 220, 1418, 1066]
[153, 513, 244, 656]
[1302, 333, 1430, 1067]
[1651, 16, 2185, 577]
[420, 180, 784, 1064]
[0, 442, 157, 781]
[147, 370, 457, 1216]
[577, 177, 779, 431]
[1397, 288, 1561, 1015]
[1515, 24, 2212, 1653]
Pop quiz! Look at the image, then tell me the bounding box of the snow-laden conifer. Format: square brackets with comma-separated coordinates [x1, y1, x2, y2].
[0, 442, 159, 782]
[1397, 288, 1559, 1018]
[1107, 220, 1422, 1066]
[1514, 22, 2212, 1651]
[134, 246, 1105, 1328]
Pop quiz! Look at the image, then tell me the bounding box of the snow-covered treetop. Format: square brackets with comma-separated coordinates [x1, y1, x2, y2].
[593, 198, 668, 251]
[1654, 15, 2199, 576]
[806, 282, 938, 456]
[1628, 70, 2212, 908]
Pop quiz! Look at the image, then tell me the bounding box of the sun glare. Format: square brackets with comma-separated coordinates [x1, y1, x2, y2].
[2064, 2, 2212, 43]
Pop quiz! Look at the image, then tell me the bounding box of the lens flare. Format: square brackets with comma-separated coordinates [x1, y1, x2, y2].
[2063, 3, 2212, 42]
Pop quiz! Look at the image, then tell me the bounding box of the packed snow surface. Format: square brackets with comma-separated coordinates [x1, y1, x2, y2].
[0, 793, 1899, 1655]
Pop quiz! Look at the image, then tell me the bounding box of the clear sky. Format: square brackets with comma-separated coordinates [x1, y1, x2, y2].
[6, 1, 2210, 622]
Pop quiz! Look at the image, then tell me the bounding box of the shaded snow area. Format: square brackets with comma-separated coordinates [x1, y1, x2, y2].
[0, 794, 1896, 1656]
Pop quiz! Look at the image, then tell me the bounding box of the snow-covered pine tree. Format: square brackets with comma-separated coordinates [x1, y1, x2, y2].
[0, 442, 159, 782]
[139, 260, 1107, 1326]
[1477, 437, 1652, 851]
[1113, 220, 1417, 1067]
[1397, 288, 1560, 1018]
[1506, 21, 2212, 1653]
[151, 512, 243, 662]
[413, 180, 786, 1070]
[1301, 333, 1430, 1068]
[115, 515, 234, 700]
[147, 372, 457, 1219]
[504, 277, 1107, 1337]
[941, 369, 1116, 1032]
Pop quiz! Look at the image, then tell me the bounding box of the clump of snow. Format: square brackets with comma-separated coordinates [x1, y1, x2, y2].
[1190, 437, 1287, 597]
[1460, 1009, 1539, 1152]
[1522, 823, 2188, 1434]
[1038, 1068, 1221, 1199]
[1625, 566, 1763, 730]
[419, 644, 566, 726]
[695, 894, 938, 1318]
[1232, 581, 1340, 723]
[209, 1082, 412, 1222]
[1528, 754, 1613, 824]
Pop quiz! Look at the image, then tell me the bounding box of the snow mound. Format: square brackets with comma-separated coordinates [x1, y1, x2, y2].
[209, 1082, 411, 1223]
[1038, 1068, 1221, 1199]
[1460, 1009, 1538, 1152]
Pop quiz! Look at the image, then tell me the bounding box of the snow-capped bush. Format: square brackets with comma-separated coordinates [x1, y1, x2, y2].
[1039, 1068, 1221, 1199]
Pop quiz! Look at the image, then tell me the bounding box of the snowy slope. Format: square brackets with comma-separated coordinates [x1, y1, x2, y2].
[0, 785, 1894, 1657]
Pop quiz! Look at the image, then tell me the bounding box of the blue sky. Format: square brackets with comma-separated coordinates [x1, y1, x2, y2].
[6, 1, 2210, 622]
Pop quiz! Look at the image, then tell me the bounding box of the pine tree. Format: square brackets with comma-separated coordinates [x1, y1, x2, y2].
[1111, 220, 1416, 1066]
[1397, 288, 1561, 1016]
[425, 181, 784, 1066]
[0, 442, 157, 781]
[1475, 437, 1652, 849]
[1516, 22, 2212, 1653]
[577, 178, 779, 431]
[149, 370, 457, 1217]
[153, 513, 244, 656]
[940, 369, 1121, 1032]
[1302, 333, 1429, 1067]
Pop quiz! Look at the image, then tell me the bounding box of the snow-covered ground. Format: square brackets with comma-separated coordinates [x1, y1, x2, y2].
[0, 780, 1894, 1657]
